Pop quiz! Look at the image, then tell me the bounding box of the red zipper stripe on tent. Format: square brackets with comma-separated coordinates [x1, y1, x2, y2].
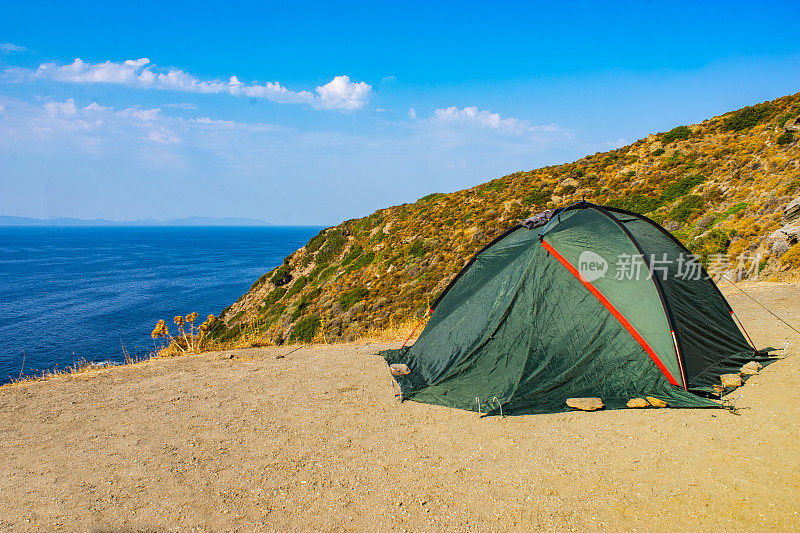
[542, 239, 681, 387]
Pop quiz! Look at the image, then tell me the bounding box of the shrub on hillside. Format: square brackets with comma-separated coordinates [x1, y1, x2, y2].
[523, 188, 550, 206]
[305, 231, 327, 253]
[346, 252, 375, 273]
[270, 265, 293, 286]
[661, 126, 692, 143]
[339, 287, 368, 311]
[723, 102, 775, 132]
[262, 287, 287, 308]
[781, 243, 800, 268]
[289, 315, 321, 343]
[651, 147, 665, 156]
[661, 174, 705, 203]
[285, 276, 308, 299]
[408, 240, 426, 258]
[606, 194, 661, 214]
[777, 131, 794, 145]
[341, 245, 363, 267]
[691, 229, 733, 266]
[669, 195, 705, 223]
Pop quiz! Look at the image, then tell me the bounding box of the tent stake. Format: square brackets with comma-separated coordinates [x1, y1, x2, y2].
[491, 397, 504, 418]
[476, 397, 481, 416]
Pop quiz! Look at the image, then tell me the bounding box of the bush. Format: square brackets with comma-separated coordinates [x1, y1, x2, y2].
[346, 252, 375, 273]
[341, 245, 363, 267]
[418, 192, 444, 203]
[290, 288, 320, 320]
[523, 188, 550, 206]
[316, 232, 347, 265]
[781, 243, 800, 268]
[289, 315, 321, 343]
[661, 125, 692, 143]
[339, 287, 368, 311]
[724, 202, 749, 217]
[669, 195, 705, 223]
[305, 231, 327, 253]
[661, 174, 705, 203]
[408, 240, 426, 258]
[262, 287, 287, 308]
[606, 194, 661, 214]
[691, 229, 733, 266]
[285, 276, 308, 299]
[270, 265, 293, 286]
[651, 147, 665, 156]
[777, 131, 794, 145]
[723, 102, 774, 132]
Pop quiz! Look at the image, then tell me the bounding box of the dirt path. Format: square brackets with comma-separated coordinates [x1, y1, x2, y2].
[1, 282, 799, 531]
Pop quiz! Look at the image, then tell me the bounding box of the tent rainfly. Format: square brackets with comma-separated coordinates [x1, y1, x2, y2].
[381, 201, 770, 415]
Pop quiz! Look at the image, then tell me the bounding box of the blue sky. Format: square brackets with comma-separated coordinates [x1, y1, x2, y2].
[1, 0, 799, 224]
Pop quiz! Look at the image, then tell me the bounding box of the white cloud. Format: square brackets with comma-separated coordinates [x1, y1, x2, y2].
[408, 107, 417, 120]
[9, 57, 371, 111]
[119, 107, 161, 122]
[314, 75, 371, 110]
[2, 98, 177, 144]
[432, 106, 532, 133]
[44, 98, 78, 117]
[0, 43, 26, 53]
[0, 95, 592, 225]
[164, 102, 199, 110]
[145, 130, 180, 144]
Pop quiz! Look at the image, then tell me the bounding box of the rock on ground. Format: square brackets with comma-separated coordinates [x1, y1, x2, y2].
[646, 397, 669, 408]
[566, 397, 605, 411]
[721, 373, 744, 388]
[741, 361, 763, 375]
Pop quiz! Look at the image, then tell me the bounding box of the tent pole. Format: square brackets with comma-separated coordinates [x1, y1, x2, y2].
[730, 310, 758, 356]
[401, 308, 431, 348]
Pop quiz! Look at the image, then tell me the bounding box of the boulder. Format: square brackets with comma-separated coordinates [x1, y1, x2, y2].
[785, 116, 800, 133]
[720, 373, 743, 388]
[389, 363, 411, 376]
[767, 222, 800, 258]
[740, 361, 763, 375]
[566, 397, 605, 411]
[783, 196, 800, 224]
[627, 398, 650, 408]
[646, 397, 668, 408]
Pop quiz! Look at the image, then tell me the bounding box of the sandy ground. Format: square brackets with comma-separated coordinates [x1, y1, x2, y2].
[1, 282, 799, 532]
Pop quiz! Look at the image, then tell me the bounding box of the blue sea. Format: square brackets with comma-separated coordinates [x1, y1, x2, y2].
[0, 226, 322, 383]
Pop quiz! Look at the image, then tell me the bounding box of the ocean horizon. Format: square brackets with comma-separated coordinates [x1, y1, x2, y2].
[0, 225, 322, 383]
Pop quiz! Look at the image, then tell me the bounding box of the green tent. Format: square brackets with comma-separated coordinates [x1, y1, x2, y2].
[382, 201, 768, 415]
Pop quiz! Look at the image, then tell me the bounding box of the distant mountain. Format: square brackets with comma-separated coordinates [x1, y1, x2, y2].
[0, 215, 270, 227]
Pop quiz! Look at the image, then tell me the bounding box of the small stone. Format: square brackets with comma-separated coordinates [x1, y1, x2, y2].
[627, 398, 650, 408]
[720, 373, 743, 388]
[740, 361, 763, 375]
[566, 397, 604, 411]
[389, 363, 411, 376]
[646, 397, 668, 408]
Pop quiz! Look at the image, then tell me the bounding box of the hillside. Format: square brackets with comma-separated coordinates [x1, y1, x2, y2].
[210, 93, 800, 346]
